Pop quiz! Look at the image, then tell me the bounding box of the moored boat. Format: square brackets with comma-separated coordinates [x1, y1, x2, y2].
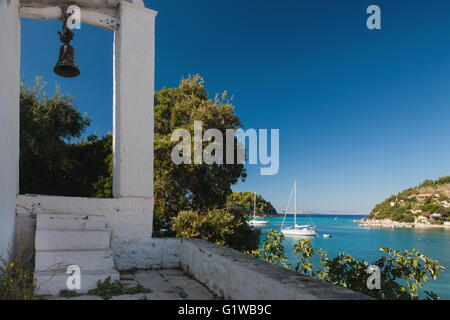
[280, 181, 318, 237]
[247, 191, 269, 226]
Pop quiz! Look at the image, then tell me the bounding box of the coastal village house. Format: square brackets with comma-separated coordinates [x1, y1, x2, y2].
[0, 0, 369, 299]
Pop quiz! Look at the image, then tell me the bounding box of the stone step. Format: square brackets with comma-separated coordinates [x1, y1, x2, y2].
[35, 249, 116, 272]
[35, 230, 111, 251]
[35, 269, 120, 296]
[37, 214, 106, 231]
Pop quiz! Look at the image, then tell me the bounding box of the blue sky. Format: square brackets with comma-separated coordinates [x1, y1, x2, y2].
[20, 0, 450, 213]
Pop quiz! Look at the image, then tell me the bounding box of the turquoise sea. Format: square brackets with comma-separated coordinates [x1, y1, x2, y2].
[257, 214, 450, 300]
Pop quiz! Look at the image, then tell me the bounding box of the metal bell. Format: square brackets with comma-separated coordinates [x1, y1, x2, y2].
[54, 44, 80, 78]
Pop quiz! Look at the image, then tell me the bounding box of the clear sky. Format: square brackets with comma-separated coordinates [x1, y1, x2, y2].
[20, 0, 450, 213]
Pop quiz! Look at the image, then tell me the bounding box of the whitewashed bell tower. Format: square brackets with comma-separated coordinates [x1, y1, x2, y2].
[0, 0, 157, 290]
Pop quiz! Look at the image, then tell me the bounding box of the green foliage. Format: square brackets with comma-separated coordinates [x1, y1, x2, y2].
[154, 75, 246, 236]
[369, 175, 450, 222]
[59, 289, 84, 298]
[20, 78, 112, 197]
[421, 176, 450, 187]
[223, 203, 261, 251]
[420, 180, 435, 188]
[226, 191, 277, 217]
[172, 207, 260, 252]
[86, 277, 151, 300]
[250, 230, 290, 268]
[20, 75, 257, 251]
[373, 248, 444, 300]
[172, 209, 234, 247]
[293, 239, 323, 276]
[420, 203, 441, 213]
[0, 258, 36, 300]
[254, 230, 445, 300]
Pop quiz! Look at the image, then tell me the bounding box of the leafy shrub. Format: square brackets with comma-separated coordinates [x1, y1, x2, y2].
[59, 277, 150, 300]
[172, 207, 260, 252]
[88, 277, 150, 300]
[253, 230, 445, 300]
[0, 257, 36, 300]
[226, 192, 277, 216]
[250, 230, 289, 268]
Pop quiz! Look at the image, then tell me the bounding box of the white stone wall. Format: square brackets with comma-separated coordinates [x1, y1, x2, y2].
[16, 195, 154, 269]
[113, 2, 156, 198]
[180, 239, 371, 300]
[0, 0, 20, 261]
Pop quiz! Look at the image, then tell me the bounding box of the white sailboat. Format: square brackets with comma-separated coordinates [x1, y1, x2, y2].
[281, 181, 318, 236]
[248, 192, 269, 226]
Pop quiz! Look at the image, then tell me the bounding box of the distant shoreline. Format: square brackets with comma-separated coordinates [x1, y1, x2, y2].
[355, 218, 450, 230]
[276, 213, 369, 216]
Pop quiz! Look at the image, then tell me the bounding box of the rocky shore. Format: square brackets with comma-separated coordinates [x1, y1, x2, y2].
[354, 218, 450, 230]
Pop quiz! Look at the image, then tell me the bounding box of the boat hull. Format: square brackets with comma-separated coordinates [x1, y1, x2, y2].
[281, 228, 318, 236]
[248, 220, 269, 226]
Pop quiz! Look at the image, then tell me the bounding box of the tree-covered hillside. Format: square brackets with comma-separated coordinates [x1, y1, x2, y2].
[369, 177, 450, 223]
[227, 191, 277, 217]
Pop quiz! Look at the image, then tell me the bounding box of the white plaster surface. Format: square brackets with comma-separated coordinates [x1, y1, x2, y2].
[35, 269, 120, 295]
[19, 0, 144, 9]
[37, 213, 107, 231]
[113, 238, 181, 270]
[35, 249, 116, 272]
[17, 195, 154, 269]
[113, 1, 156, 198]
[0, 0, 20, 262]
[33, 211, 120, 295]
[180, 239, 372, 300]
[19, 6, 121, 30]
[35, 230, 112, 250]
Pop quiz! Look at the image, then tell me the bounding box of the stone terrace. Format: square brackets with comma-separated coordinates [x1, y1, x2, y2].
[50, 269, 217, 300]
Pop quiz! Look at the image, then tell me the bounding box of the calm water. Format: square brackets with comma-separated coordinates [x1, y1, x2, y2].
[257, 214, 450, 300]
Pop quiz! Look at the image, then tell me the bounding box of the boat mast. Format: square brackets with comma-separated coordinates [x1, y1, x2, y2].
[281, 183, 295, 230]
[254, 192, 256, 219]
[294, 181, 297, 228]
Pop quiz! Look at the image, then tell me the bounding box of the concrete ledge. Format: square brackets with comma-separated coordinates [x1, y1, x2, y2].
[16, 194, 153, 270]
[114, 238, 181, 271]
[180, 239, 371, 300]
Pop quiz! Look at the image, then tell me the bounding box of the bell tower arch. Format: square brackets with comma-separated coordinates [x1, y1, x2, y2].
[0, 0, 157, 268]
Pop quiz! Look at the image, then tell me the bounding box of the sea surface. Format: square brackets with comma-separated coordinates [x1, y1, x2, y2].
[256, 214, 450, 300]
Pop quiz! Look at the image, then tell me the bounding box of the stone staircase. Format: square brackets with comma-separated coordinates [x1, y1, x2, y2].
[34, 213, 120, 295]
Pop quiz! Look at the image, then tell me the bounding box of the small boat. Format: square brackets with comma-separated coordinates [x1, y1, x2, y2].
[248, 192, 269, 226]
[280, 181, 318, 237]
[248, 219, 269, 226]
[323, 234, 332, 238]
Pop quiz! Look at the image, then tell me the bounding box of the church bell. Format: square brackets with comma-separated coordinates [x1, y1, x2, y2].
[54, 8, 80, 78]
[54, 44, 80, 78]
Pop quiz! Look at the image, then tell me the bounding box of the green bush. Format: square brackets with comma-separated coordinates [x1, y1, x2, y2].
[226, 192, 277, 216]
[172, 207, 260, 252]
[0, 257, 36, 300]
[253, 230, 445, 300]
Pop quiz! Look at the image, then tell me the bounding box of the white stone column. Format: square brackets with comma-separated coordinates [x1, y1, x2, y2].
[113, 1, 156, 199]
[0, 0, 20, 260]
